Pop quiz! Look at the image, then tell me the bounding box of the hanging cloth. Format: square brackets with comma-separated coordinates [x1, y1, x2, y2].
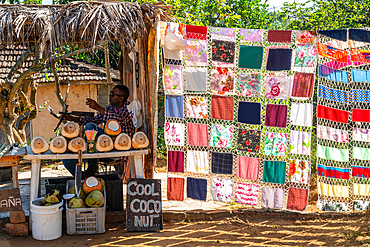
[127, 46, 142, 129]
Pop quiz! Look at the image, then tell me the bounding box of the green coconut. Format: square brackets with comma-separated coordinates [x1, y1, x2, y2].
[99, 178, 105, 194]
[69, 184, 88, 200]
[44, 189, 62, 203]
[68, 197, 86, 208]
[85, 190, 104, 208]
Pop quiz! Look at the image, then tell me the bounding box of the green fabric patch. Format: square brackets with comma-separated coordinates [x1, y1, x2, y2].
[353, 147, 370, 161]
[238, 46, 264, 69]
[317, 144, 349, 162]
[262, 161, 286, 184]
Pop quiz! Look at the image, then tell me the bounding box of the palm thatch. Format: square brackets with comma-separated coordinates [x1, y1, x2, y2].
[0, 1, 171, 51]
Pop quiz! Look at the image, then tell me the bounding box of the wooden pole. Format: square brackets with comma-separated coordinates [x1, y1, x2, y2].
[138, 30, 154, 179]
[121, 44, 127, 85]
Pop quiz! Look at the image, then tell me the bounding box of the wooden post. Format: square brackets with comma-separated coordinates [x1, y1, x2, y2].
[138, 29, 154, 179]
[0, 156, 19, 188]
[121, 44, 127, 85]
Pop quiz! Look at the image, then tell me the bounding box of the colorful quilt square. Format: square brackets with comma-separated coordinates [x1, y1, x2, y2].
[236, 129, 261, 153]
[210, 67, 234, 94]
[165, 123, 185, 146]
[262, 161, 286, 184]
[187, 177, 207, 201]
[185, 67, 207, 91]
[211, 40, 235, 64]
[265, 104, 288, 128]
[290, 130, 311, 155]
[266, 48, 292, 71]
[187, 123, 208, 147]
[288, 160, 310, 184]
[237, 102, 261, 125]
[261, 187, 284, 209]
[211, 95, 234, 120]
[164, 64, 183, 93]
[235, 183, 259, 206]
[238, 45, 263, 69]
[168, 151, 184, 173]
[264, 132, 287, 156]
[294, 43, 317, 67]
[287, 188, 309, 211]
[237, 72, 261, 97]
[211, 152, 233, 175]
[167, 177, 184, 201]
[185, 39, 207, 63]
[267, 30, 292, 43]
[291, 73, 315, 98]
[210, 124, 234, 148]
[187, 150, 209, 174]
[237, 156, 260, 180]
[165, 95, 183, 118]
[185, 96, 208, 119]
[265, 76, 290, 99]
[211, 178, 233, 202]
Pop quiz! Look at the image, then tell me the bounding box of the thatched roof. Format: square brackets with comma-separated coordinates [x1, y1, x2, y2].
[0, 1, 171, 52]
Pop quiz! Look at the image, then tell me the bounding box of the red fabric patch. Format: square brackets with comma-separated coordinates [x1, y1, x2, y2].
[317, 105, 349, 124]
[236, 156, 260, 180]
[318, 43, 348, 63]
[186, 25, 207, 40]
[353, 109, 370, 123]
[267, 30, 292, 43]
[211, 95, 234, 120]
[167, 151, 184, 173]
[287, 188, 308, 211]
[167, 178, 184, 201]
[187, 123, 208, 146]
[291, 73, 315, 98]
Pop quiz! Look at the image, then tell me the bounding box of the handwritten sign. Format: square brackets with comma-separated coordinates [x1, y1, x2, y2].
[0, 189, 22, 213]
[126, 178, 162, 231]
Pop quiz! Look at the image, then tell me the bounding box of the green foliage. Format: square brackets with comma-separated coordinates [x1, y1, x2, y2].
[156, 126, 167, 159]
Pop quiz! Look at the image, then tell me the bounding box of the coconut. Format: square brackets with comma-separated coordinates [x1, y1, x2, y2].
[104, 119, 121, 136]
[63, 194, 75, 201]
[114, 133, 131, 151]
[96, 134, 113, 152]
[68, 185, 87, 199]
[85, 190, 105, 208]
[68, 197, 86, 208]
[98, 178, 105, 193]
[50, 136, 67, 154]
[31, 136, 49, 154]
[61, 122, 79, 139]
[68, 137, 87, 152]
[83, 176, 101, 193]
[44, 189, 62, 203]
[132, 132, 149, 149]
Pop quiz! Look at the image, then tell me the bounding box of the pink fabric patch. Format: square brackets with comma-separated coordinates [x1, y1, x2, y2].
[237, 156, 260, 180]
[187, 123, 208, 146]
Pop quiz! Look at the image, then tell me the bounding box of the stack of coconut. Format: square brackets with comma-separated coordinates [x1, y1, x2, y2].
[64, 176, 105, 208]
[30, 120, 149, 154]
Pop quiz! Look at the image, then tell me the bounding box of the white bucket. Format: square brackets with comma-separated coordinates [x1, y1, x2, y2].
[30, 198, 64, 240]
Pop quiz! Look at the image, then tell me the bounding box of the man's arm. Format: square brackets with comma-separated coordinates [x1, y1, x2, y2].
[86, 98, 105, 115]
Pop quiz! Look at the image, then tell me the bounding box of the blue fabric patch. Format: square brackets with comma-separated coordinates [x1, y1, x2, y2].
[318, 29, 347, 41]
[353, 90, 370, 103]
[318, 84, 349, 104]
[352, 69, 370, 83]
[266, 48, 292, 71]
[238, 102, 261, 125]
[318, 64, 348, 83]
[349, 29, 370, 43]
[166, 95, 184, 118]
[187, 177, 207, 201]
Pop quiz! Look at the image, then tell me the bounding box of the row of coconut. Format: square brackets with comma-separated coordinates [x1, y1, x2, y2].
[31, 120, 149, 154]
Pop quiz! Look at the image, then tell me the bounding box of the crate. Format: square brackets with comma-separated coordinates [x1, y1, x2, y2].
[66, 180, 106, 235]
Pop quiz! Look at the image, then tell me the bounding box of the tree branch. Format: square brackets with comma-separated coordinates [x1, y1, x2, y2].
[6, 47, 33, 83]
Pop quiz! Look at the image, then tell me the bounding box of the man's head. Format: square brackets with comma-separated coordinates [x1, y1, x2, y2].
[109, 85, 130, 106]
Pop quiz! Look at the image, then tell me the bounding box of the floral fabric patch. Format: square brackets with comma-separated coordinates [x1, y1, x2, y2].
[211, 178, 233, 202]
[288, 160, 310, 184]
[210, 124, 234, 148]
[185, 39, 208, 64]
[237, 72, 261, 97]
[264, 132, 287, 156]
[210, 67, 234, 94]
[289, 130, 311, 156]
[265, 76, 290, 99]
[211, 40, 235, 64]
[187, 150, 209, 174]
[165, 123, 185, 146]
[236, 129, 261, 153]
[185, 96, 208, 119]
[240, 29, 263, 42]
[164, 64, 183, 94]
[294, 44, 318, 67]
[317, 125, 349, 143]
[296, 30, 317, 43]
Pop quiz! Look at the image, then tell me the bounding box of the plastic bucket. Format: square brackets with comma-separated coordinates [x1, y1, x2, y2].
[30, 198, 64, 240]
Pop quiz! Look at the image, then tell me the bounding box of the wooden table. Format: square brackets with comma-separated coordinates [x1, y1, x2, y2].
[23, 147, 150, 205]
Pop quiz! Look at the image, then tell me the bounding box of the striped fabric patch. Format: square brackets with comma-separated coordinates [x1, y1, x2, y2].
[317, 164, 350, 179]
[352, 166, 370, 178]
[318, 84, 349, 104]
[318, 64, 348, 83]
[234, 183, 259, 206]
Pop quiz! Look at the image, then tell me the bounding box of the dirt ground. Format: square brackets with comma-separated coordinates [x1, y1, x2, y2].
[1, 213, 370, 246]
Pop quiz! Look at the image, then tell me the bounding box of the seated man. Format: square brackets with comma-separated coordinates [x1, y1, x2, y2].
[63, 85, 134, 177]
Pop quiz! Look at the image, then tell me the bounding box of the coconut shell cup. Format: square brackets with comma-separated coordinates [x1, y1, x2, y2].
[114, 133, 131, 151]
[96, 134, 113, 152]
[132, 132, 149, 149]
[50, 136, 67, 154]
[104, 119, 121, 136]
[31, 136, 49, 154]
[61, 122, 80, 139]
[68, 137, 87, 152]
